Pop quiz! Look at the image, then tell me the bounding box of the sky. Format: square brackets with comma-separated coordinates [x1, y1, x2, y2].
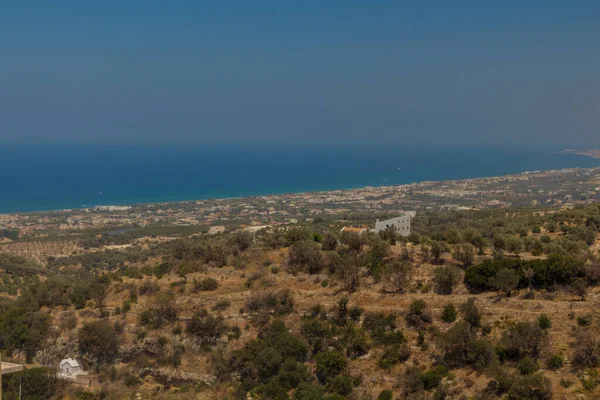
[1, 1, 600, 147]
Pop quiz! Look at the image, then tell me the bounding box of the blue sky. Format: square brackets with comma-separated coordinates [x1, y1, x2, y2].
[1, 1, 599, 147]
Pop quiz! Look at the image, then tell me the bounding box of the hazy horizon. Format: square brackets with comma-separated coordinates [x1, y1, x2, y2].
[2, 1, 600, 148]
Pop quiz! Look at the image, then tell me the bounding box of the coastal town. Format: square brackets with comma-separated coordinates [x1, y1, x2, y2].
[2, 167, 599, 240]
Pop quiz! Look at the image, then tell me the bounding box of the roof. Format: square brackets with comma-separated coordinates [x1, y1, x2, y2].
[341, 227, 366, 233]
[1, 362, 23, 375]
[60, 358, 80, 368]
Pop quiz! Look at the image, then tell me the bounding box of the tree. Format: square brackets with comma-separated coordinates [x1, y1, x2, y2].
[488, 269, 520, 296]
[441, 304, 457, 323]
[429, 241, 446, 265]
[364, 239, 390, 279]
[572, 328, 600, 367]
[322, 233, 338, 251]
[2, 367, 59, 400]
[336, 254, 360, 293]
[501, 321, 546, 359]
[379, 225, 399, 245]
[387, 259, 412, 293]
[340, 231, 366, 252]
[453, 243, 475, 268]
[288, 240, 324, 274]
[285, 227, 313, 246]
[228, 230, 254, 252]
[78, 320, 119, 365]
[493, 235, 507, 253]
[506, 236, 524, 257]
[433, 266, 462, 295]
[471, 234, 487, 255]
[523, 267, 535, 293]
[572, 278, 587, 300]
[460, 297, 481, 328]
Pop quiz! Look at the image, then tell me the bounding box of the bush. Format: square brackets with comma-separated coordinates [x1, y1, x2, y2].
[508, 373, 552, 400]
[328, 374, 353, 396]
[315, 350, 348, 384]
[288, 240, 324, 274]
[441, 303, 457, 323]
[378, 344, 410, 369]
[572, 328, 600, 367]
[517, 356, 539, 375]
[231, 321, 308, 391]
[577, 315, 592, 327]
[293, 383, 323, 400]
[245, 289, 294, 316]
[405, 300, 432, 329]
[437, 321, 495, 370]
[547, 354, 563, 370]
[537, 314, 551, 330]
[193, 277, 219, 292]
[421, 366, 448, 390]
[378, 390, 393, 400]
[501, 321, 546, 359]
[186, 309, 227, 345]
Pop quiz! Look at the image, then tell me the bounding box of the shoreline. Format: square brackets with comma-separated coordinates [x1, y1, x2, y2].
[3, 165, 598, 216]
[562, 149, 600, 159]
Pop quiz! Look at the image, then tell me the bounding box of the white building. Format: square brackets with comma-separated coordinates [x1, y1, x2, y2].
[59, 358, 83, 376]
[373, 213, 412, 236]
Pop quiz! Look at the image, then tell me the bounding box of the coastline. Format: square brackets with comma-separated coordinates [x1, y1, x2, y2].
[562, 149, 600, 159]
[2, 145, 600, 215]
[4, 165, 599, 216]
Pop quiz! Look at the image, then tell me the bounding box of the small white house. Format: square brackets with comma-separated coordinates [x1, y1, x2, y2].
[59, 358, 82, 376]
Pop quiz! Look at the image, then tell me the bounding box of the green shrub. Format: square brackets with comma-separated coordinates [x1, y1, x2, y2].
[328, 374, 353, 396]
[421, 366, 448, 390]
[517, 356, 538, 375]
[405, 300, 432, 328]
[547, 354, 563, 370]
[315, 350, 348, 384]
[577, 315, 592, 327]
[537, 314, 551, 330]
[559, 378, 573, 388]
[378, 390, 393, 400]
[193, 277, 219, 292]
[441, 303, 457, 323]
[378, 344, 410, 369]
[508, 373, 552, 399]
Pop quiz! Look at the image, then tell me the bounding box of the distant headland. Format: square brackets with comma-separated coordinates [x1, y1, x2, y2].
[563, 149, 600, 159]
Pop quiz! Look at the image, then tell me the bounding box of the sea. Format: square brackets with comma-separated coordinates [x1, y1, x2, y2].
[1, 144, 599, 214]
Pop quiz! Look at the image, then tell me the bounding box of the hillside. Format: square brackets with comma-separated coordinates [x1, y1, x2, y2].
[0, 204, 599, 399]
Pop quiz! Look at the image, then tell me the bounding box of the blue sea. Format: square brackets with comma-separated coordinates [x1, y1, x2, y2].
[1, 144, 599, 214]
